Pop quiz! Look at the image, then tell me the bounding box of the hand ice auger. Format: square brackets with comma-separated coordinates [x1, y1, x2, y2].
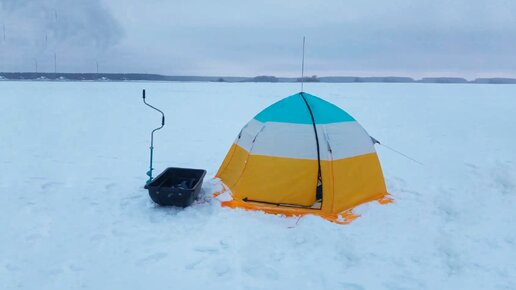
[142, 89, 165, 186]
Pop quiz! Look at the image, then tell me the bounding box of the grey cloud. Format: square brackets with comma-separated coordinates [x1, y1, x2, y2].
[2, 0, 516, 78]
[0, 0, 123, 72]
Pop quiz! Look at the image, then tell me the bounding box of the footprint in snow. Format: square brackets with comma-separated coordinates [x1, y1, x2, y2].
[338, 282, 365, 290]
[90, 233, 106, 242]
[435, 202, 459, 223]
[41, 181, 63, 190]
[123, 194, 142, 200]
[465, 162, 477, 169]
[120, 194, 144, 209]
[25, 233, 43, 242]
[434, 188, 459, 223]
[194, 246, 219, 254]
[214, 262, 231, 277]
[68, 264, 84, 272]
[383, 278, 425, 290]
[438, 243, 463, 275]
[185, 259, 204, 270]
[136, 252, 168, 266]
[111, 229, 129, 237]
[5, 263, 21, 272]
[242, 262, 278, 280]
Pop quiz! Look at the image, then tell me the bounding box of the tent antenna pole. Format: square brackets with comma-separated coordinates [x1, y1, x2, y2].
[300, 36, 305, 92]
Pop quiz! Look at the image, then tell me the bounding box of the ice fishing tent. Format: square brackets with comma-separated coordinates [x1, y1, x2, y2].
[216, 92, 389, 223]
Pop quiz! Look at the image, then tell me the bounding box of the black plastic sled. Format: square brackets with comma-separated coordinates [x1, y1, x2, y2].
[145, 167, 207, 207]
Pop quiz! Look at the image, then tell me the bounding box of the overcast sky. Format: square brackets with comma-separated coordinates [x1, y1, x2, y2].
[1, 0, 515, 78]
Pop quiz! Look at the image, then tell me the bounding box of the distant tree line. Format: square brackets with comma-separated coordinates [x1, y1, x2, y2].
[1, 72, 515, 84]
[297, 75, 320, 83]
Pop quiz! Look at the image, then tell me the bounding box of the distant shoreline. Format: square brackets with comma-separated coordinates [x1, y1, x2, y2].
[1, 72, 515, 84]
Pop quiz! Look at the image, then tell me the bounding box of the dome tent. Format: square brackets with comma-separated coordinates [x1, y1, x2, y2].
[215, 92, 390, 224]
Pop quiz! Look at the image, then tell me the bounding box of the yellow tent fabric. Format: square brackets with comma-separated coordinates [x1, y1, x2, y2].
[215, 92, 390, 224]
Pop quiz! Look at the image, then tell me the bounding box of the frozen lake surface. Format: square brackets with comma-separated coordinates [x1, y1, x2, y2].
[0, 81, 515, 289]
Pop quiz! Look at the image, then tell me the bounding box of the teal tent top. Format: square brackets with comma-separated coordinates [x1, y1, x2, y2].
[253, 92, 355, 124]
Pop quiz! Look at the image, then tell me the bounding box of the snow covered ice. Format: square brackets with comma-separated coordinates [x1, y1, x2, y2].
[0, 81, 515, 289]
